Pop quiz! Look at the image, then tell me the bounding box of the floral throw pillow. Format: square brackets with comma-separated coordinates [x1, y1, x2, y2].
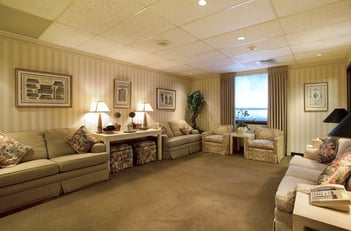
[0, 132, 32, 168]
[318, 137, 338, 163]
[64, 126, 98, 153]
[317, 152, 351, 185]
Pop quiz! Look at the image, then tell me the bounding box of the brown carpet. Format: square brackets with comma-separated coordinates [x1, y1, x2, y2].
[0, 153, 290, 231]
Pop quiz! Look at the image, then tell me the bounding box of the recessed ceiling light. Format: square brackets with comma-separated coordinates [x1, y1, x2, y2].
[237, 36, 246, 41]
[155, 39, 170, 47]
[198, 0, 207, 6]
[316, 53, 323, 57]
[247, 45, 256, 51]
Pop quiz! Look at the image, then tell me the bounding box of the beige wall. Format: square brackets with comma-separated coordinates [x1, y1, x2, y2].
[1, 34, 348, 156]
[0, 34, 191, 132]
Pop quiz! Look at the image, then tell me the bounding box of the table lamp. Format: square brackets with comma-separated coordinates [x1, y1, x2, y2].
[137, 102, 153, 128]
[323, 108, 348, 123]
[90, 101, 110, 133]
[328, 112, 351, 138]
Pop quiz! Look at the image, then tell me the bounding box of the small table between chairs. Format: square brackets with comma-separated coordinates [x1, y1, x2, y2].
[229, 132, 254, 154]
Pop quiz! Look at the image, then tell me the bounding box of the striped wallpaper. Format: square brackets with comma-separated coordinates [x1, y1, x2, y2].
[0, 33, 349, 155]
[0, 33, 191, 133]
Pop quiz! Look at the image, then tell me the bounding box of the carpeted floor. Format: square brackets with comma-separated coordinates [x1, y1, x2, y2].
[0, 153, 290, 231]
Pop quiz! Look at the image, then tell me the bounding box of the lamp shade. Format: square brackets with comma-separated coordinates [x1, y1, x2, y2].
[323, 108, 348, 123]
[90, 101, 110, 112]
[137, 102, 153, 112]
[328, 112, 351, 138]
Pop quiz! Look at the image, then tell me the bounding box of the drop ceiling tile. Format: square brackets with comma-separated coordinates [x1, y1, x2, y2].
[279, 0, 351, 34]
[77, 36, 126, 56]
[291, 34, 351, 54]
[129, 53, 170, 66]
[148, 0, 244, 26]
[182, 0, 276, 39]
[204, 20, 283, 49]
[174, 50, 227, 65]
[39, 22, 94, 48]
[156, 41, 214, 59]
[134, 0, 160, 7]
[287, 21, 351, 46]
[131, 28, 198, 53]
[106, 46, 150, 62]
[0, 0, 72, 20]
[271, 0, 339, 17]
[233, 47, 291, 63]
[56, 0, 144, 34]
[101, 9, 175, 45]
[294, 47, 350, 64]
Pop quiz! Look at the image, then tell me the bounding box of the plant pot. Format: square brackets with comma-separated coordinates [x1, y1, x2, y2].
[114, 124, 121, 131]
[237, 127, 248, 134]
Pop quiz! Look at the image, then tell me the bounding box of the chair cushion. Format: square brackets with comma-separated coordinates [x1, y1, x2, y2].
[213, 125, 232, 135]
[0, 133, 33, 168]
[248, 139, 274, 149]
[255, 127, 281, 140]
[205, 135, 224, 143]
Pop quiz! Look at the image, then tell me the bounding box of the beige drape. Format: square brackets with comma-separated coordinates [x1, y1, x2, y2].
[220, 73, 235, 126]
[268, 66, 288, 154]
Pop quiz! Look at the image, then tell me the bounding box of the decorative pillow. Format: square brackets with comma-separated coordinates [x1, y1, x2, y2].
[336, 138, 351, 158]
[0, 132, 32, 168]
[318, 137, 338, 163]
[317, 152, 351, 185]
[346, 176, 351, 191]
[64, 126, 98, 153]
[180, 128, 192, 135]
[191, 129, 200, 134]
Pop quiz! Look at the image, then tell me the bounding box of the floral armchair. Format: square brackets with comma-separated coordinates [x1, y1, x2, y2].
[202, 125, 233, 155]
[244, 127, 284, 163]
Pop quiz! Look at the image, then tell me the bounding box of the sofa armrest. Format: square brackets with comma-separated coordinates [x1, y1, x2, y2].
[304, 147, 319, 161]
[90, 143, 106, 153]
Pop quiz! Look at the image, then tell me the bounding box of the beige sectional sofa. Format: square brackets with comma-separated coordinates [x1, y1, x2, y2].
[0, 127, 109, 215]
[159, 120, 202, 159]
[274, 138, 351, 231]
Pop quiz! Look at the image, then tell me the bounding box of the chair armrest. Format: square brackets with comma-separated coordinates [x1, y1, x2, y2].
[90, 142, 106, 153]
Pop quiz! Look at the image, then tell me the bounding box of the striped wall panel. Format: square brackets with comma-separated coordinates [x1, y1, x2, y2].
[0, 34, 191, 132]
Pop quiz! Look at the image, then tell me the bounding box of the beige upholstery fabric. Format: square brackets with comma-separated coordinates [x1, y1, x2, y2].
[244, 127, 284, 163]
[202, 125, 233, 155]
[168, 120, 192, 137]
[50, 153, 108, 172]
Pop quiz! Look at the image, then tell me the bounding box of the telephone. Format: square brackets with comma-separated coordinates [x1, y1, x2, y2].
[310, 184, 351, 212]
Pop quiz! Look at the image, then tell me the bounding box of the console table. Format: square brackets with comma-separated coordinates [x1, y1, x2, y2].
[293, 191, 351, 231]
[94, 128, 162, 160]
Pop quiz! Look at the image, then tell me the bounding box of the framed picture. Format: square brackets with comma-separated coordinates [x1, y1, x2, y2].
[157, 88, 176, 110]
[304, 82, 328, 112]
[15, 68, 72, 107]
[114, 80, 131, 108]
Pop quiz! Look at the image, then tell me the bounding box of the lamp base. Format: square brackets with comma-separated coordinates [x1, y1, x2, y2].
[97, 113, 103, 133]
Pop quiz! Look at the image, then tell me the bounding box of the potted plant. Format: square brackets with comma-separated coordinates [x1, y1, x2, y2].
[236, 109, 250, 133]
[114, 112, 121, 131]
[187, 90, 205, 130]
[129, 112, 136, 129]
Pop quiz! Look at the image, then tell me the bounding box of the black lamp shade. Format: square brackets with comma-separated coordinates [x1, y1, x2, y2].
[328, 112, 351, 138]
[323, 108, 348, 123]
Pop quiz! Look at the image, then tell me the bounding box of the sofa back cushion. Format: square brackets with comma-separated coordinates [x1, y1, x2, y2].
[6, 130, 48, 161]
[168, 120, 192, 137]
[255, 127, 282, 140]
[213, 125, 233, 135]
[45, 128, 77, 158]
[159, 121, 174, 137]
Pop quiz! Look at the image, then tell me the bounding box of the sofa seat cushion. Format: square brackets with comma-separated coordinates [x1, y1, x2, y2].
[0, 159, 59, 187]
[248, 139, 274, 150]
[50, 153, 108, 172]
[205, 135, 224, 144]
[285, 165, 322, 182]
[289, 155, 327, 171]
[187, 134, 202, 143]
[167, 136, 189, 148]
[275, 175, 315, 213]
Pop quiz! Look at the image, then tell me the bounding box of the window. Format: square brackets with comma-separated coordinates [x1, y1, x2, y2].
[235, 73, 268, 123]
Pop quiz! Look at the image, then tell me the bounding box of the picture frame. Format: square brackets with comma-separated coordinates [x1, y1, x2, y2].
[304, 82, 328, 112]
[157, 88, 176, 110]
[114, 80, 131, 108]
[15, 68, 72, 107]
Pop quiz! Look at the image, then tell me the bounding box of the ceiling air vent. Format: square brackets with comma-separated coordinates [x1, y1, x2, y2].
[256, 59, 276, 65]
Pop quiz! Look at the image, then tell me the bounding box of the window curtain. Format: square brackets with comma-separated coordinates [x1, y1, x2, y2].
[220, 73, 235, 126]
[268, 66, 288, 153]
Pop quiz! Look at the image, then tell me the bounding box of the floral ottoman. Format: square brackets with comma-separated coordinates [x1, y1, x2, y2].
[129, 140, 157, 166]
[110, 143, 133, 173]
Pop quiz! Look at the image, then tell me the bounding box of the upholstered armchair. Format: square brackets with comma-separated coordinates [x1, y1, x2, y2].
[244, 127, 284, 163]
[202, 125, 234, 155]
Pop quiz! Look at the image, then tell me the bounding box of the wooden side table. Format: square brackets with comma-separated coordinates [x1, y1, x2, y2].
[229, 132, 254, 154]
[293, 191, 351, 231]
